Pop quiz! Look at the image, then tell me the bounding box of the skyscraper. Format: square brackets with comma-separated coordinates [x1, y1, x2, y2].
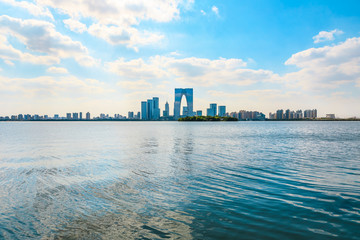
[163, 101, 169, 117]
[174, 88, 193, 119]
[86, 112, 90, 120]
[152, 97, 160, 120]
[218, 106, 226, 117]
[66, 113, 71, 119]
[128, 111, 134, 119]
[207, 103, 217, 116]
[79, 112, 82, 120]
[141, 101, 147, 120]
[147, 99, 153, 120]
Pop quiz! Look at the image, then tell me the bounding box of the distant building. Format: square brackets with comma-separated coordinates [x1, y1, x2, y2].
[18, 114, 23, 120]
[141, 101, 147, 120]
[66, 113, 71, 119]
[86, 112, 90, 120]
[142, 97, 161, 120]
[44, 115, 49, 119]
[146, 99, 153, 120]
[304, 109, 317, 119]
[174, 88, 193, 119]
[285, 109, 290, 120]
[196, 110, 202, 116]
[207, 103, 217, 116]
[54, 114, 59, 119]
[79, 112, 82, 120]
[163, 101, 169, 117]
[276, 109, 283, 120]
[136, 112, 140, 119]
[128, 111, 134, 119]
[218, 106, 226, 117]
[326, 114, 335, 119]
[72, 112, 78, 120]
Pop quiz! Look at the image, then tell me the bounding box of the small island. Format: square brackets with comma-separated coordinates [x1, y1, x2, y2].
[178, 116, 238, 121]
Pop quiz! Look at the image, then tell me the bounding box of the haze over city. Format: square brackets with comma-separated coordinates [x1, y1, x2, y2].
[0, 0, 360, 117]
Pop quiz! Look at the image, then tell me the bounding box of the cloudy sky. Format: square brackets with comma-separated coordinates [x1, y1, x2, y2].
[1, 0, 360, 117]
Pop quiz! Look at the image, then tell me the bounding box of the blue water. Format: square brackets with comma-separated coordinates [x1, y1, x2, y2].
[0, 121, 359, 239]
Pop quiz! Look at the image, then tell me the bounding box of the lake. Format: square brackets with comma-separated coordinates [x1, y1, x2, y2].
[0, 121, 359, 239]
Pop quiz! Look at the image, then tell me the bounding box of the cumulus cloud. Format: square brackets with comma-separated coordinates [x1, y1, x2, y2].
[313, 29, 343, 43]
[212, 6, 219, 16]
[0, 35, 60, 65]
[1, 0, 53, 20]
[107, 55, 277, 86]
[33, 0, 192, 49]
[200, 10, 206, 15]
[47, 66, 68, 74]
[88, 23, 163, 49]
[63, 18, 87, 33]
[0, 15, 96, 66]
[284, 37, 360, 89]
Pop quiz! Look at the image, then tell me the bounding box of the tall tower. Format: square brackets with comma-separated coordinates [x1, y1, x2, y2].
[174, 88, 193, 119]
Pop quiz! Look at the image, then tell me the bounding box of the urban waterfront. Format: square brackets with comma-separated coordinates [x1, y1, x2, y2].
[0, 121, 359, 239]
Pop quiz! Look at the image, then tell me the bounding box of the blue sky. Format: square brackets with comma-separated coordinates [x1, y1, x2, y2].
[0, 0, 360, 117]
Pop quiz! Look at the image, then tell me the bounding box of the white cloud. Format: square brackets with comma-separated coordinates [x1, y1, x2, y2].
[211, 6, 219, 16]
[33, 0, 193, 49]
[63, 18, 87, 33]
[284, 37, 360, 89]
[1, 0, 53, 20]
[47, 66, 68, 74]
[200, 10, 206, 15]
[88, 23, 163, 49]
[106, 57, 168, 79]
[4, 59, 14, 66]
[106, 55, 278, 87]
[0, 15, 96, 66]
[0, 35, 60, 65]
[313, 29, 343, 43]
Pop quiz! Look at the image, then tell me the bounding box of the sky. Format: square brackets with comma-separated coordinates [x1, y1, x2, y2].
[0, 0, 360, 118]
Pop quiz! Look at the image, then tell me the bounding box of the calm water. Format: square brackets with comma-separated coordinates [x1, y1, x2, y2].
[0, 121, 359, 239]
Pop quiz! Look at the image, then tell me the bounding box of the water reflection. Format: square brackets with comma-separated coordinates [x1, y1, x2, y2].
[0, 122, 359, 239]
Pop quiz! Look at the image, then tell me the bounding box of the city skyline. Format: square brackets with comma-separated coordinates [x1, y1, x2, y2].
[0, 86, 326, 120]
[0, 1, 360, 117]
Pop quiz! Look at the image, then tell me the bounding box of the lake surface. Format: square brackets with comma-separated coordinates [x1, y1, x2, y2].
[0, 121, 359, 239]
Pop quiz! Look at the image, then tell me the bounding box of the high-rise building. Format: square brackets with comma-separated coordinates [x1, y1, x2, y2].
[73, 113, 78, 120]
[54, 114, 59, 119]
[304, 109, 317, 119]
[86, 112, 90, 120]
[218, 106, 226, 117]
[141, 101, 147, 120]
[207, 103, 217, 116]
[128, 111, 134, 119]
[163, 101, 169, 117]
[152, 97, 160, 120]
[79, 112, 82, 120]
[285, 109, 290, 119]
[276, 109, 283, 120]
[136, 112, 140, 119]
[66, 113, 71, 119]
[174, 88, 193, 119]
[147, 99, 153, 120]
[18, 114, 23, 120]
[196, 110, 202, 116]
